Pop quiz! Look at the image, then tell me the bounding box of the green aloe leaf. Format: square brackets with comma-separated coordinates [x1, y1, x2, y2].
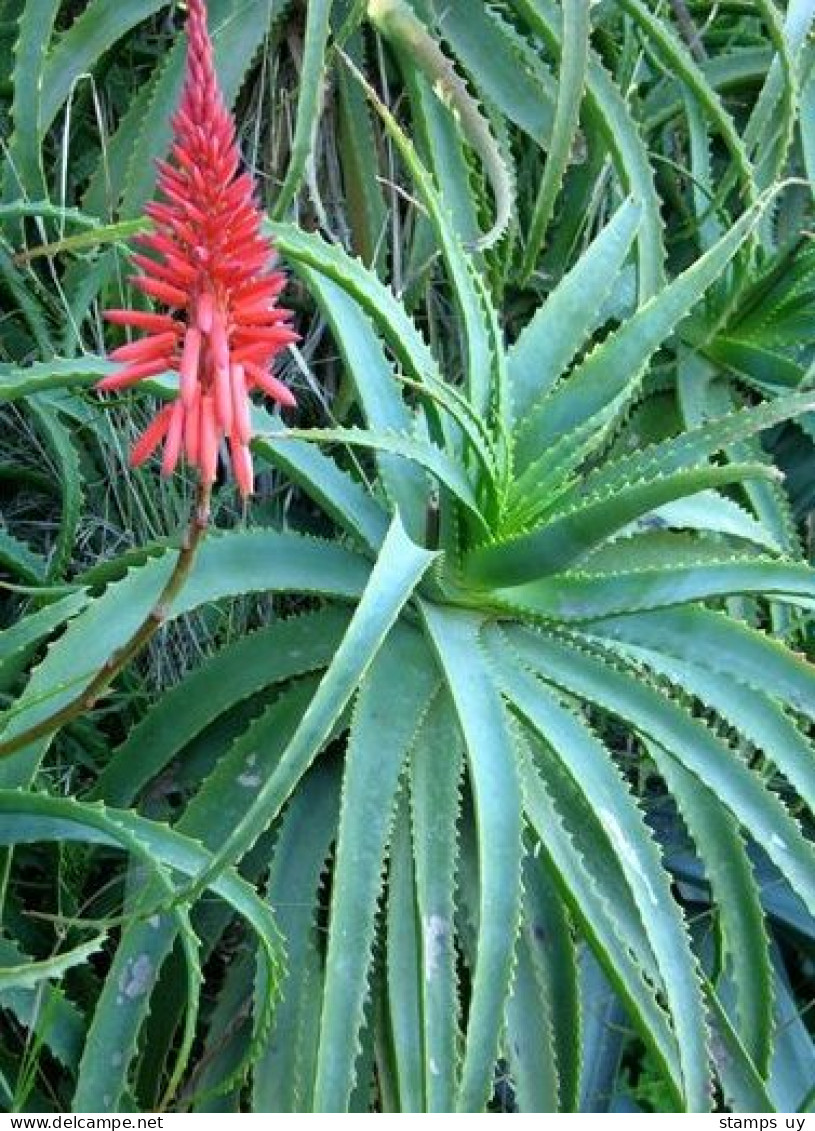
[0, 529, 370, 759]
[705, 986, 776, 1113]
[518, 0, 590, 281]
[276, 425, 487, 530]
[0, 592, 88, 691]
[522, 856, 580, 1111]
[0, 935, 107, 991]
[643, 48, 772, 131]
[254, 759, 341, 1112]
[508, 629, 815, 917]
[85, 679, 324, 1112]
[386, 791, 425, 1113]
[419, 603, 523, 1113]
[0, 791, 283, 1109]
[469, 463, 777, 587]
[618, 0, 756, 208]
[252, 411, 388, 552]
[509, 0, 665, 298]
[507, 198, 641, 426]
[507, 727, 683, 1102]
[39, 0, 166, 135]
[369, 0, 514, 252]
[621, 493, 783, 553]
[587, 606, 815, 721]
[408, 691, 463, 1112]
[504, 857, 562, 1112]
[0, 529, 47, 587]
[435, 0, 555, 143]
[334, 27, 388, 269]
[552, 389, 815, 510]
[271, 0, 333, 218]
[314, 625, 439, 1110]
[270, 222, 442, 391]
[2, 0, 60, 202]
[491, 557, 815, 621]
[394, 11, 483, 251]
[596, 637, 815, 833]
[0, 357, 112, 402]
[648, 741, 772, 1076]
[341, 44, 505, 427]
[26, 398, 83, 581]
[298, 269, 430, 539]
[0, 938, 85, 1073]
[94, 607, 351, 806]
[179, 514, 437, 904]
[498, 655, 710, 1111]
[513, 195, 772, 473]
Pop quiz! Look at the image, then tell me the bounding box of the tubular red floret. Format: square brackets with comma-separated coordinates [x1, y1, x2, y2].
[130, 404, 175, 467]
[230, 437, 254, 498]
[129, 275, 188, 308]
[98, 359, 171, 390]
[105, 310, 180, 332]
[231, 363, 252, 444]
[200, 396, 218, 484]
[109, 331, 179, 364]
[184, 385, 202, 465]
[245, 362, 297, 408]
[161, 401, 185, 477]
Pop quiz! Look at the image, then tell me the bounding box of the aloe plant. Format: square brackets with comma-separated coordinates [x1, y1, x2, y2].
[3, 105, 815, 1112]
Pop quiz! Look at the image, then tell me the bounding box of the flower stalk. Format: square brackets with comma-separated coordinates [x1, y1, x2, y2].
[0, 482, 212, 759]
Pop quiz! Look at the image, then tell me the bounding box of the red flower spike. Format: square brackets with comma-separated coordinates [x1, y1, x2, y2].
[98, 0, 298, 496]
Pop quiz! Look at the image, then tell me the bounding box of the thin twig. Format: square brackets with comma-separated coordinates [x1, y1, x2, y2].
[669, 0, 707, 61]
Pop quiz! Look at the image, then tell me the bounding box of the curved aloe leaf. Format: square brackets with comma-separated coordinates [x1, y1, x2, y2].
[408, 691, 463, 1112]
[180, 514, 437, 904]
[0, 935, 106, 991]
[419, 603, 523, 1113]
[513, 195, 772, 471]
[271, 0, 333, 218]
[509, 0, 665, 298]
[518, 0, 590, 281]
[507, 198, 641, 426]
[254, 413, 389, 553]
[522, 855, 580, 1111]
[0, 791, 283, 1109]
[254, 759, 341, 1112]
[299, 268, 430, 539]
[504, 860, 562, 1112]
[95, 607, 351, 806]
[469, 463, 777, 587]
[493, 557, 815, 621]
[649, 741, 772, 1076]
[498, 656, 710, 1111]
[0, 529, 371, 756]
[508, 729, 682, 1102]
[84, 679, 322, 1112]
[277, 425, 487, 529]
[508, 629, 815, 917]
[313, 625, 439, 1110]
[386, 792, 425, 1113]
[587, 606, 815, 721]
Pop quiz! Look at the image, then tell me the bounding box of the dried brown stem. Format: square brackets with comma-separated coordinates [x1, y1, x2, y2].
[669, 0, 707, 61]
